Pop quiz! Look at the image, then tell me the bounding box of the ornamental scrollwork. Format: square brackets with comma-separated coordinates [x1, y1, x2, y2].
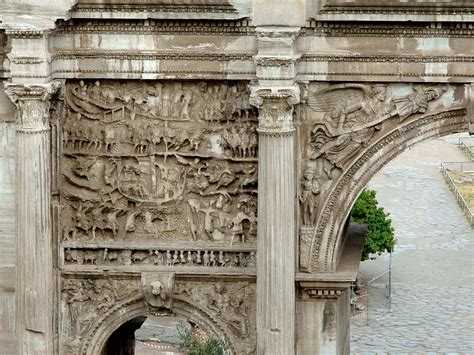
[249, 85, 300, 133]
[5, 81, 61, 132]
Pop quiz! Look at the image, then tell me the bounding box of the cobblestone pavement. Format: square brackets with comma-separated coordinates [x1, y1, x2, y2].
[351, 284, 474, 354]
[350, 135, 474, 354]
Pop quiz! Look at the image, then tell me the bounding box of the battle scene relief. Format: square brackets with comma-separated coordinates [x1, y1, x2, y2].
[58, 80, 258, 268]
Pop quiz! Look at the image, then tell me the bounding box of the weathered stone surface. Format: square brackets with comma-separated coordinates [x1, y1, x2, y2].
[0, 1, 472, 354]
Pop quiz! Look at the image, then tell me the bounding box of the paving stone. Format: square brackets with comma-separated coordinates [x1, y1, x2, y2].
[350, 137, 474, 354]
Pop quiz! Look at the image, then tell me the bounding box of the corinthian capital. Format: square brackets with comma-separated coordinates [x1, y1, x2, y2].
[5, 81, 61, 132]
[250, 85, 300, 134]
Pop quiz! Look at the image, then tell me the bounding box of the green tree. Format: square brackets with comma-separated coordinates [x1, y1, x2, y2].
[177, 321, 231, 355]
[350, 189, 396, 261]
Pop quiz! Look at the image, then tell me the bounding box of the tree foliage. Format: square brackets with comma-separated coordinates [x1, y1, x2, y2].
[350, 189, 396, 261]
[177, 321, 231, 355]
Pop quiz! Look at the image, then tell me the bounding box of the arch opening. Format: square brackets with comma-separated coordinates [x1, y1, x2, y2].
[81, 296, 239, 355]
[348, 132, 473, 353]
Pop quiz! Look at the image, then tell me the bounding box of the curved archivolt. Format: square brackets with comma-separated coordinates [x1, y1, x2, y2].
[305, 108, 468, 273]
[81, 296, 238, 355]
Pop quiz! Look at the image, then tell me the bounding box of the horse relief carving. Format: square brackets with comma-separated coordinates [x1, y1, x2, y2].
[59, 80, 258, 248]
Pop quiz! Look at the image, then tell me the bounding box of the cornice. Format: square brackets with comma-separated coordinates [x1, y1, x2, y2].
[298, 72, 474, 78]
[303, 21, 474, 38]
[72, 3, 237, 14]
[300, 54, 474, 64]
[4, 29, 46, 39]
[318, 4, 474, 16]
[53, 50, 254, 62]
[55, 19, 255, 36]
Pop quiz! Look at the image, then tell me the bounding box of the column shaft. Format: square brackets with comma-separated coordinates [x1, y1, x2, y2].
[16, 129, 53, 354]
[5, 82, 59, 355]
[257, 131, 296, 354]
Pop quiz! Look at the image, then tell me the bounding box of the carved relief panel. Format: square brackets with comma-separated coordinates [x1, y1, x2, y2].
[298, 83, 466, 271]
[60, 276, 256, 354]
[57, 80, 258, 270]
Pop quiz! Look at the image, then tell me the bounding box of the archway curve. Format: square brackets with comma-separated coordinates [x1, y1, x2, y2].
[306, 108, 468, 273]
[80, 295, 239, 355]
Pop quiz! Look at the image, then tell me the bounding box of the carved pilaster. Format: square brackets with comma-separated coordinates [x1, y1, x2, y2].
[251, 85, 300, 355]
[5, 81, 60, 355]
[297, 282, 351, 355]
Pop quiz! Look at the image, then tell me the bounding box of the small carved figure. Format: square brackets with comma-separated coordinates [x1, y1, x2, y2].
[172, 251, 179, 265]
[203, 250, 210, 267]
[299, 168, 321, 226]
[247, 252, 256, 268]
[195, 250, 202, 264]
[180, 250, 186, 264]
[187, 251, 194, 265]
[209, 251, 217, 267]
[394, 86, 446, 122]
[166, 250, 172, 266]
[218, 251, 226, 267]
[121, 250, 132, 265]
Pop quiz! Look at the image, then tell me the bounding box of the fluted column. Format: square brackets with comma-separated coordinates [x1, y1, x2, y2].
[251, 85, 300, 354]
[5, 82, 60, 355]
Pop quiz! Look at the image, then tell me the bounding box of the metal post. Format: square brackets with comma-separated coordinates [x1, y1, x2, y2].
[388, 252, 393, 312]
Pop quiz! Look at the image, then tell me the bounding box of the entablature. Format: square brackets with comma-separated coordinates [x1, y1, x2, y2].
[70, 0, 252, 20]
[312, 0, 474, 22]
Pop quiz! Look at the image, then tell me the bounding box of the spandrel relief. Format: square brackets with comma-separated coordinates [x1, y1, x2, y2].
[176, 280, 256, 353]
[298, 82, 462, 231]
[60, 277, 140, 353]
[59, 80, 258, 247]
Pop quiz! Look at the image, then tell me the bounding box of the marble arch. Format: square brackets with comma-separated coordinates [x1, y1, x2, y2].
[0, 1, 473, 354]
[305, 107, 469, 274]
[82, 296, 240, 355]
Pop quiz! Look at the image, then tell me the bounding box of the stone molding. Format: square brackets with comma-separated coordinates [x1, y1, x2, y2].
[255, 26, 301, 41]
[318, 6, 474, 16]
[4, 29, 47, 39]
[301, 287, 345, 300]
[53, 51, 254, 62]
[303, 21, 474, 38]
[300, 54, 474, 64]
[250, 85, 300, 134]
[55, 19, 255, 36]
[5, 81, 61, 133]
[53, 19, 473, 38]
[72, 3, 237, 14]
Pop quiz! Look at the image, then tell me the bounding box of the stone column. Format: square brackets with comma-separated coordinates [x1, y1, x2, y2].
[250, 85, 300, 354]
[5, 82, 60, 355]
